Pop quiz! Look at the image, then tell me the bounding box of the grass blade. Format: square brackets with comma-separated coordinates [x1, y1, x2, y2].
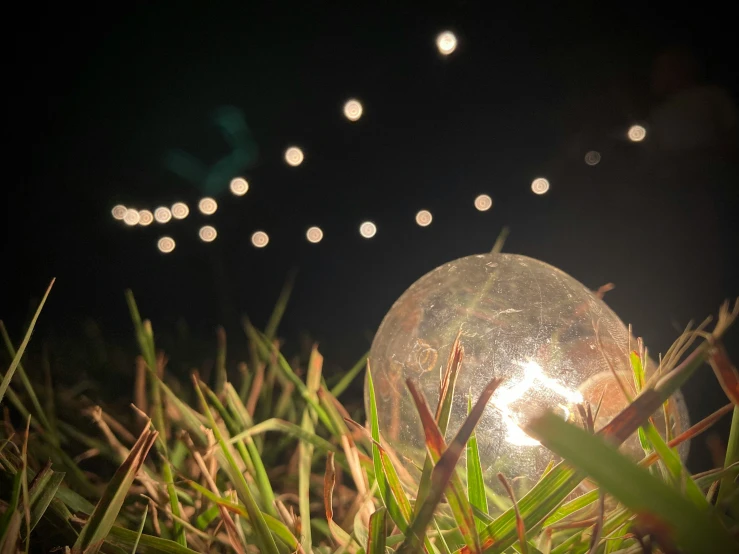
[264, 270, 296, 342]
[366, 507, 387, 554]
[467, 394, 489, 530]
[131, 504, 149, 554]
[330, 350, 369, 399]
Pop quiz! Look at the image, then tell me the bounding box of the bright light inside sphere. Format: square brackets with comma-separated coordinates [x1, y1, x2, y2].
[138, 209, 154, 226]
[198, 225, 217, 242]
[343, 99, 363, 121]
[154, 207, 172, 224]
[198, 198, 218, 215]
[415, 210, 433, 227]
[229, 177, 249, 196]
[251, 231, 269, 248]
[111, 204, 127, 220]
[359, 221, 377, 238]
[123, 209, 140, 226]
[628, 124, 647, 142]
[284, 146, 304, 167]
[531, 178, 550, 195]
[172, 202, 190, 219]
[366, 252, 690, 496]
[584, 151, 601, 166]
[306, 226, 324, 243]
[157, 236, 175, 253]
[474, 194, 493, 211]
[436, 31, 458, 55]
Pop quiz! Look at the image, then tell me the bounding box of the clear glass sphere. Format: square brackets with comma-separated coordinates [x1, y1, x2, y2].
[366, 253, 689, 494]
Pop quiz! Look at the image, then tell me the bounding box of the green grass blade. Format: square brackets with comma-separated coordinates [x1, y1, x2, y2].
[330, 350, 369, 399]
[264, 270, 296, 342]
[467, 394, 489, 530]
[299, 409, 314, 553]
[227, 417, 339, 453]
[0, 469, 22, 545]
[131, 504, 149, 554]
[214, 326, 227, 394]
[105, 526, 201, 554]
[28, 469, 65, 534]
[366, 507, 387, 554]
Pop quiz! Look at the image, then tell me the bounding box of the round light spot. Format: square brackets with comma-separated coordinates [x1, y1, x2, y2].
[306, 226, 324, 243]
[172, 202, 190, 219]
[415, 210, 433, 227]
[112, 204, 127, 220]
[436, 31, 458, 55]
[154, 207, 172, 224]
[157, 236, 176, 253]
[474, 194, 493, 212]
[198, 225, 217, 242]
[251, 231, 269, 248]
[198, 197, 218, 215]
[284, 146, 304, 167]
[584, 151, 601, 166]
[123, 209, 140, 226]
[343, 99, 363, 122]
[138, 209, 154, 226]
[230, 177, 249, 196]
[627, 125, 647, 142]
[359, 221, 377, 238]
[531, 178, 550, 195]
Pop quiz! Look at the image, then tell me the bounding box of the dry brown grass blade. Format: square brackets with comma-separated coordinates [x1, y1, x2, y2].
[246, 362, 265, 417]
[436, 330, 463, 422]
[497, 473, 527, 554]
[135, 356, 148, 415]
[708, 341, 739, 405]
[324, 451, 359, 553]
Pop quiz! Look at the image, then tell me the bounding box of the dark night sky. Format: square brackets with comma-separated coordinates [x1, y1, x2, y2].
[4, 3, 738, 463]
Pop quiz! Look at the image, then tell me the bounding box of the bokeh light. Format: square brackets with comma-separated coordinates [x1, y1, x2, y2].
[111, 204, 127, 220]
[415, 210, 433, 227]
[157, 236, 176, 253]
[627, 125, 647, 142]
[531, 178, 550, 195]
[198, 197, 218, 215]
[251, 231, 269, 248]
[306, 226, 324, 243]
[123, 209, 140, 226]
[230, 177, 249, 196]
[198, 225, 217, 242]
[584, 151, 601, 166]
[474, 194, 493, 211]
[154, 207, 172, 224]
[343, 99, 363, 122]
[359, 221, 377, 238]
[284, 146, 304, 167]
[171, 202, 190, 219]
[138, 209, 154, 226]
[436, 31, 458, 55]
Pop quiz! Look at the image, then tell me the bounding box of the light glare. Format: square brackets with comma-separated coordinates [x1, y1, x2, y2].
[343, 99, 363, 122]
[306, 226, 324, 243]
[123, 209, 140, 226]
[112, 204, 127, 220]
[199, 225, 217, 242]
[251, 231, 269, 248]
[474, 194, 493, 211]
[198, 197, 218, 215]
[436, 31, 458, 55]
[415, 210, 433, 227]
[172, 202, 190, 219]
[628, 125, 647, 142]
[138, 209, 154, 226]
[157, 236, 176, 253]
[531, 178, 550, 195]
[230, 177, 249, 196]
[585, 151, 601, 166]
[359, 221, 377, 238]
[284, 146, 304, 167]
[154, 207, 172, 224]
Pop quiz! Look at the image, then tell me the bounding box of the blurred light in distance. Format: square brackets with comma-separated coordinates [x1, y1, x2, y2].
[284, 146, 304, 167]
[112, 204, 127, 220]
[199, 225, 217, 242]
[198, 197, 218, 215]
[138, 209, 154, 226]
[628, 125, 646, 142]
[415, 209, 433, 226]
[359, 221, 377, 238]
[230, 177, 249, 196]
[436, 31, 457, 55]
[251, 231, 269, 248]
[531, 178, 550, 195]
[123, 209, 140, 226]
[343, 99, 363, 121]
[154, 207, 172, 223]
[172, 202, 190, 219]
[157, 236, 176, 253]
[306, 226, 324, 243]
[584, 151, 601, 166]
[474, 194, 493, 211]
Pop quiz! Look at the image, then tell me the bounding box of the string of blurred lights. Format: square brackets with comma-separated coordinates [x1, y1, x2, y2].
[109, 29, 650, 255]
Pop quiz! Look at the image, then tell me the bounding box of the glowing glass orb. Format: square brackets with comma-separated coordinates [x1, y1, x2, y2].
[584, 151, 601, 166]
[172, 202, 190, 219]
[415, 210, 433, 227]
[531, 177, 550, 195]
[198, 225, 217, 242]
[251, 231, 269, 248]
[230, 177, 249, 196]
[154, 207, 172, 224]
[436, 31, 457, 55]
[474, 194, 493, 211]
[198, 197, 218, 215]
[366, 253, 689, 493]
[123, 209, 140, 226]
[285, 146, 304, 167]
[343, 99, 363, 121]
[138, 209, 154, 226]
[157, 236, 176, 253]
[628, 125, 647, 142]
[111, 204, 127, 220]
[306, 226, 324, 243]
[359, 221, 377, 238]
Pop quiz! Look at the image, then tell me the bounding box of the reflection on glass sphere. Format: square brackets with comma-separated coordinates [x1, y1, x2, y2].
[366, 253, 689, 493]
